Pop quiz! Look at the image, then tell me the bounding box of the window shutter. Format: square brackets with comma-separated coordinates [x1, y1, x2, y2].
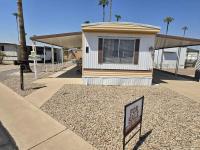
[134, 39, 140, 64]
[98, 38, 103, 64]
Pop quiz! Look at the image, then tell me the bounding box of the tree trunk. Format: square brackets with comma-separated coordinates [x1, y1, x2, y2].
[103, 6, 105, 22]
[109, 0, 112, 22]
[166, 23, 169, 35]
[17, 0, 31, 72]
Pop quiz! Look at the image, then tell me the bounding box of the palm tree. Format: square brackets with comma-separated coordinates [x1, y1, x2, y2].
[160, 16, 174, 69]
[115, 15, 121, 22]
[17, 0, 31, 72]
[163, 16, 174, 35]
[109, 0, 112, 22]
[99, 0, 109, 22]
[84, 21, 90, 24]
[182, 26, 188, 36]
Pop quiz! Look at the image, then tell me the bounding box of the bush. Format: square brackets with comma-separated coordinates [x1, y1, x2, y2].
[0, 51, 6, 64]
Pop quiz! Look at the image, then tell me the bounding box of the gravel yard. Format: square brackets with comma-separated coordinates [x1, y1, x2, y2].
[0, 62, 73, 97]
[41, 85, 200, 150]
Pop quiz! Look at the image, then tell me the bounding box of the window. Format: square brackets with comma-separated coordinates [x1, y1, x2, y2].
[98, 38, 140, 64]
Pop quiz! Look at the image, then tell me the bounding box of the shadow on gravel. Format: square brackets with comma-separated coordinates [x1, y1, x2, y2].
[0, 121, 18, 150]
[132, 130, 152, 150]
[57, 66, 81, 78]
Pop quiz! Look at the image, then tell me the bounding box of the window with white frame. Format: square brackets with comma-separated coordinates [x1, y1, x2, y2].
[98, 37, 140, 64]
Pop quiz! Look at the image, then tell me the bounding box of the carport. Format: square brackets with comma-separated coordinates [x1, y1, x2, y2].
[154, 34, 200, 80]
[30, 32, 200, 81]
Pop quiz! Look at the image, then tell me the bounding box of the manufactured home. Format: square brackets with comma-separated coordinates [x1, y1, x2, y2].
[81, 22, 160, 85]
[30, 22, 200, 85]
[154, 47, 200, 69]
[0, 43, 62, 63]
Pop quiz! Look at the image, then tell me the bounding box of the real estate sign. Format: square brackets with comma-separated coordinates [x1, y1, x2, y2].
[123, 96, 144, 150]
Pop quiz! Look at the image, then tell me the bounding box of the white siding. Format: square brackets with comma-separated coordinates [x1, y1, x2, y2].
[154, 47, 187, 69]
[82, 32, 155, 70]
[83, 77, 152, 86]
[1, 44, 18, 62]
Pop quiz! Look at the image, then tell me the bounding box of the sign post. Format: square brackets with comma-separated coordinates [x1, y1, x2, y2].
[123, 96, 144, 150]
[20, 63, 25, 90]
[29, 50, 40, 79]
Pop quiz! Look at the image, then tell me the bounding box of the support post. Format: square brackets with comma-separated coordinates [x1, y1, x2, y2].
[195, 55, 200, 82]
[44, 45, 47, 72]
[61, 48, 64, 68]
[160, 48, 164, 70]
[51, 46, 54, 72]
[44, 45, 46, 65]
[175, 47, 181, 77]
[32, 41, 37, 79]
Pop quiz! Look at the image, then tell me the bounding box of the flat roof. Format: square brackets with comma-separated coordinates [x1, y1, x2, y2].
[155, 34, 200, 49]
[30, 32, 82, 48]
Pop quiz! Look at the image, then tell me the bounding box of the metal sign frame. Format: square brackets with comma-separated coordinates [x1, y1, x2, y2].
[123, 96, 144, 150]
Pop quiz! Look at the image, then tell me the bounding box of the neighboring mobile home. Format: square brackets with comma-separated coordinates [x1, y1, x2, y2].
[154, 47, 200, 69]
[81, 22, 160, 85]
[0, 43, 61, 63]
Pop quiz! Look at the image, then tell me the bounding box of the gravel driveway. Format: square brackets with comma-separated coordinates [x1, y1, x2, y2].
[41, 85, 200, 150]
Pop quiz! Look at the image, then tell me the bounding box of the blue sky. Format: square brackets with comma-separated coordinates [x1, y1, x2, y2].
[0, 0, 200, 44]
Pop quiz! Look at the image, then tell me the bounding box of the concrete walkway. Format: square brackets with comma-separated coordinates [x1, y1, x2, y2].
[0, 82, 95, 150]
[155, 70, 200, 101]
[160, 79, 200, 101]
[25, 78, 83, 108]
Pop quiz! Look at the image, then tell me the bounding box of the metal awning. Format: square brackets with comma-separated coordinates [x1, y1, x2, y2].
[30, 32, 82, 49]
[30, 32, 200, 49]
[155, 34, 200, 50]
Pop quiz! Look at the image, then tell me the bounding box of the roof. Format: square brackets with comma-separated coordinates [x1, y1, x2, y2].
[30, 32, 200, 50]
[30, 32, 82, 49]
[155, 34, 200, 49]
[0, 43, 18, 46]
[82, 22, 160, 34]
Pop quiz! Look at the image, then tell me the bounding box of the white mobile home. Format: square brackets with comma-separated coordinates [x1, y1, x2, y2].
[154, 47, 200, 69]
[0, 43, 61, 63]
[81, 22, 160, 86]
[30, 22, 200, 85]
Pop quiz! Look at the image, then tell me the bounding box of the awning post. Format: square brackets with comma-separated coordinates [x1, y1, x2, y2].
[51, 46, 54, 72]
[44, 45, 47, 72]
[195, 54, 200, 82]
[32, 41, 37, 79]
[175, 47, 181, 77]
[61, 48, 64, 67]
